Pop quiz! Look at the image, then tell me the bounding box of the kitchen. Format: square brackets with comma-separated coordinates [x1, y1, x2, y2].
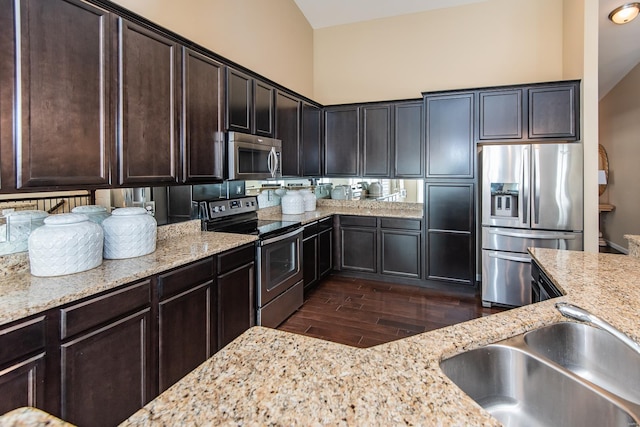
[1, 0, 640, 426]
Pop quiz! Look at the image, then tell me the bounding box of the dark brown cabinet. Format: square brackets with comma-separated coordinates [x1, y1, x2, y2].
[0, 316, 46, 415]
[15, 0, 112, 189]
[394, 101, 424, 178]
[302, 217, 333, 292]
[380, 218, 421, 279]
[182, 48, 224, 183]
[301, 102, 323, 177]
[276, 91, 301, 176]
[339, 216, 377, 273]
[217, 244, 255, 349]
[118, 18, 180, 186]
[478, 89, 523, 141]
[59, 280, 152, 427]
[324, 106, 360, 176]
[425, 183, 474, 286]
[528, 83, 578, 140]
[425, 92, 475, 179]
[361, 104, 392, 177]
[157, 258, 215, 392]
[225, 68, 275, 137]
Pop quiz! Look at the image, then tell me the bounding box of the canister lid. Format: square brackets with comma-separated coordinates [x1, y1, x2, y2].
[72, 205, 108, 214]
[44, 213, 89, 225]
[111, 207, 148, 216]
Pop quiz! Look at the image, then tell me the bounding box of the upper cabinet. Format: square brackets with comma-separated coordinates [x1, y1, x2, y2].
[425, 92, 475, 179]
[324, 106, 360, 177]
[478, 81, 579, 143]
[14, 0, 113, 189]
[394, 101, 424, 178]
[275, 91, 301, 177]
[181, 49, 224, 183]
[301, 102, 322, 177]
[361, 104, 392, 178]
[225, 68, 275, 137]
[117, 19, 180, 186]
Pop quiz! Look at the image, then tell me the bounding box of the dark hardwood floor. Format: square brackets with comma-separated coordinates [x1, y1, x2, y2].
[278, 275, 508, 348]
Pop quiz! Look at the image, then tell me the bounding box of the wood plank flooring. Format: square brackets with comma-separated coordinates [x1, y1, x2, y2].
[278, 275, 508, 348]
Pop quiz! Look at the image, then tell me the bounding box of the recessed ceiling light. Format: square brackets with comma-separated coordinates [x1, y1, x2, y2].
[608, 2, 640, 24]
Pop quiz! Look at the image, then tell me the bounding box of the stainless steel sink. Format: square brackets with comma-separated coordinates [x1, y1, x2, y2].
[440, 325, 640, 426]
[524, 322, 640, 405]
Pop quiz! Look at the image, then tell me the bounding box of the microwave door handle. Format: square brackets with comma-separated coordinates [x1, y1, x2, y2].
[268, 147, 278, 178]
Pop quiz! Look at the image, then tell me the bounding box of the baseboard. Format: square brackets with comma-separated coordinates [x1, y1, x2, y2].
[607, 240, 628, 255]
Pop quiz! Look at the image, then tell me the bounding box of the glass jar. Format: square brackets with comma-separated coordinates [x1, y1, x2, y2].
[28, 213, 103, 277]
[102, 207, 157, 259]
[0, 210, 48, 255]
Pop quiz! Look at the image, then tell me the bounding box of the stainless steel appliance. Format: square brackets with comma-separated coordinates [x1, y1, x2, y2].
[165, 183, 246, 223]
[228, 132, 281, 180]
[481, 143, 583, 307]
[202, 196, 303, 327]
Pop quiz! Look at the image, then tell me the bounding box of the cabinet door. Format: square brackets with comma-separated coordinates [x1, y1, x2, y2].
[303, 233, 318, 290]
[381, 230, 421, 278]
[301, 103, 322, 177]
[225, 68, 252, 133]
[394, 101, 424, 178]
[0, 316, 46, 414]
[425, 183, 474, 285]
[218, 261, 255, 349]
[318, 219, 333, 278]
[254, 81, 275, 137]
[276, 91, 301, 177]
[528, 83, 578, 140]
[118, 19, 180, 185]
[324, 106, 359, 176]
[182, 48, 224, 183]
[340, 225, 377, 273]
[0, 0, 15, 190]
[16, 0, 112, 189]
[361, 104, 392, 177]
[60, 309, 152, 427]
[478, 89, 523, 140]
[425, 93, 475, 178]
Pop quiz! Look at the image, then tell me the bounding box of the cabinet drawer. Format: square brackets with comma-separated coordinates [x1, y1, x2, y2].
[340, 216, 376, 228]
[217, 244, 255, 275]
[60, 280, 151, 340]
[0, 316, 45, 366]
[380, 218, 421, 231]
[318, 217, 333, 233]
[158, 257, 214, 300]
[303, 221, 318, 239]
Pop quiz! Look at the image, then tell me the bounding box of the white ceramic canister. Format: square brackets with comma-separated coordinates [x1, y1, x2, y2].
[28, 213, 103, 277]
[102, 207, 157, 259]
[72, 205, 110, 225]
[300, 189, 316, 212]
[280, 190, 304, 215]
[0, 210, 49, 255]
[257, 190, 281, 208]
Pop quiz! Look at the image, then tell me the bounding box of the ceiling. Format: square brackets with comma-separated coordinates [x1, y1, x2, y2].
[293, 0, 640, 99]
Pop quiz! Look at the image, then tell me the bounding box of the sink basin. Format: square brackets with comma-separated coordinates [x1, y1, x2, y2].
[441, 343, 638, 426]
[524, 322, 640, 405]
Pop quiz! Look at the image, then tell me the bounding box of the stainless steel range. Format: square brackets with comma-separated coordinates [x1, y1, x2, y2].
[200, 196, 303, 328]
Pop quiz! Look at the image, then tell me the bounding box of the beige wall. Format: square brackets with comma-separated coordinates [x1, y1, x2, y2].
[110, 0, 314, 98]
[313, 0, 564, 104]
[598, 60, 640, 250]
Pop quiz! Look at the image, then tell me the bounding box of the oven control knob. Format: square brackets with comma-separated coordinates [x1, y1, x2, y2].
[220, 206, 225, 212]
[212, 206, 220, 213]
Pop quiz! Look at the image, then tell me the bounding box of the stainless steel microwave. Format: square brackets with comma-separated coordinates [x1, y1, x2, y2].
[228, 132, 282, 180]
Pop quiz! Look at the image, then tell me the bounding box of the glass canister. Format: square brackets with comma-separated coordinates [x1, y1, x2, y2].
[102, 207, 157, 259]
[28, 213, 103, 277]
[281, 190, 304, 215]
[0, 210, 48, 255]
[72, 205, 110, 225]
[300, 189, 316, 212]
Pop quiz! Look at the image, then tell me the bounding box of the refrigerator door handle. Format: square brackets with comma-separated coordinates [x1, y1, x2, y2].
[487, 229, 577, 240]
[522, 146, 529, 225]
[488, 252, 531, 263]
[533, 146, 541, 225]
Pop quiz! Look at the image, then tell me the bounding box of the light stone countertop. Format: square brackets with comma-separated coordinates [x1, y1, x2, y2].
[625, 235, 640, 257]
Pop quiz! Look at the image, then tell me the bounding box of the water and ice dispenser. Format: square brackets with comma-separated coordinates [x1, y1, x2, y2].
[490, 183, 519, 218]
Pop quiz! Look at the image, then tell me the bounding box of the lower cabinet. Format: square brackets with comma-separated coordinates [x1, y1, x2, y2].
[217, 244, 255, 349]
[0, 316, 46, 415]
[59, 280, 153, 427]
[338, 216, 422, 280]
[157, 258, 216, 392]
[302, 217, 333, 292]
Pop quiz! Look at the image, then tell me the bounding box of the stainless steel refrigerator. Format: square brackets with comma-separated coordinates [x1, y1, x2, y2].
[481, 143, 583, 307]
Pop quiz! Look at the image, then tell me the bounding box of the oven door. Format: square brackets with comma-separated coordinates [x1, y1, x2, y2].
[257, 228, 303, 307]
[229, 140, 281, 180]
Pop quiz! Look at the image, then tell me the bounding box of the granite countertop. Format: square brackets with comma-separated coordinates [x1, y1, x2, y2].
[116, 248, 640, 426]
[0, 221, 257, 327]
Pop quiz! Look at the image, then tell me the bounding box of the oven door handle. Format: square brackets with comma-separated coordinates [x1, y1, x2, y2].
[260, 228, 301, 246]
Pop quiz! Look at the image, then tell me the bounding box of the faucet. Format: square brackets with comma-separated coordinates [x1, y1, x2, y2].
[556, 302, 640, 355]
